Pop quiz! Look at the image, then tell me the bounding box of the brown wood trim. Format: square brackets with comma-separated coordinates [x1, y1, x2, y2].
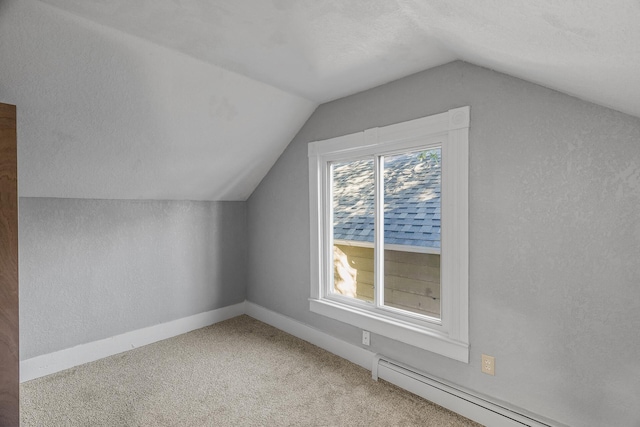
[0, 103, 19, 426]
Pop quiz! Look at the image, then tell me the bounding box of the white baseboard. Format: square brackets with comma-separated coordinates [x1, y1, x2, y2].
[245, 301, 373, 370]
[21, 300, 561, 427]
[245, 301, 563, 427]
[20, 302, 246, 382]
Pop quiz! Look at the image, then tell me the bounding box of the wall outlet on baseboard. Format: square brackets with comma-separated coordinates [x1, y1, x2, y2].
[481, 354, 495, 376]
[362, 330, 370, 346]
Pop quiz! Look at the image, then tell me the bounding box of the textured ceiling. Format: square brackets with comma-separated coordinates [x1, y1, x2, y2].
[2, 0, 639, 201]
[37, 0, 640, 116]
[33, 0, 457, 103]
[0, 0, 315, 200]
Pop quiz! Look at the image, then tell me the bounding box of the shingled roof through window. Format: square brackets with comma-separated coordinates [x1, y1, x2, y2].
[332, 149, 441, 249]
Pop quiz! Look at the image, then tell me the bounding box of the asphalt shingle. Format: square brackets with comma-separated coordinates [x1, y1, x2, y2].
[332, 150, 441, 249]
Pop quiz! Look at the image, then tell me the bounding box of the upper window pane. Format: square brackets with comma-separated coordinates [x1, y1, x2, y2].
[383, 149, 441, 319]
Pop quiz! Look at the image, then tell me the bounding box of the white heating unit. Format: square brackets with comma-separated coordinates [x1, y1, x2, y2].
[372, 355, 563, 427]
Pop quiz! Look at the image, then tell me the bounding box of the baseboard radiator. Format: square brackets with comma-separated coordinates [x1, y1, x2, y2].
[372, 355, 560, 427]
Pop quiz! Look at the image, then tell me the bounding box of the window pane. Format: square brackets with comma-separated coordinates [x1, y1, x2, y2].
[331, 158, 374, 303]
[383, 149, 441, 319]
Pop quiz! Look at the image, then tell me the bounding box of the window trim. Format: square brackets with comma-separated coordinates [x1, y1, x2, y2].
[308, 107, 469, 363]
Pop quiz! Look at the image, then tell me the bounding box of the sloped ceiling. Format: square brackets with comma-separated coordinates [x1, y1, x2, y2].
[36, 0, 640, 113]
[1, 0, 639, 201]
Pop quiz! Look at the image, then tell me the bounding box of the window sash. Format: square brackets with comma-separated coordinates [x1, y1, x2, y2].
[327, 151, 442, 323]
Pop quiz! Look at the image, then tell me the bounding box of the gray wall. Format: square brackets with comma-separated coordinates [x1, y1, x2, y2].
[247, 61, 640, 427]
[20, 198, 246, 359]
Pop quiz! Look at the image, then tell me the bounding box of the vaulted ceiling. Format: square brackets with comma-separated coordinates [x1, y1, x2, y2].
[2, 0, 639, 200]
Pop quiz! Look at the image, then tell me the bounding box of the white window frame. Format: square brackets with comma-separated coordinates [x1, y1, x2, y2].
[308, 107, 469, 363]
[333, 239, 440, 255]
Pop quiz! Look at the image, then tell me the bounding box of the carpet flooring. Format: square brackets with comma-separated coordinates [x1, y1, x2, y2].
[21, 315, 481, 426]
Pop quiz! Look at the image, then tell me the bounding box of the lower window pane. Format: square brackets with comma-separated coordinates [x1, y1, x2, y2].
[383, 149, 441, 319]
[331, 158, 374, 303]
[334, 244, 373, 302]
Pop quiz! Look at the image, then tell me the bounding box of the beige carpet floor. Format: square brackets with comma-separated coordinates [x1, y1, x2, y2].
[21, 315, 481, 426]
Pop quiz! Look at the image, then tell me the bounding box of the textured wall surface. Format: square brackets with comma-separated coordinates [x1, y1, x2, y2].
[19, 198, 246, 359]
[0, 0, 314, 201]
[247, 61, 640, 427]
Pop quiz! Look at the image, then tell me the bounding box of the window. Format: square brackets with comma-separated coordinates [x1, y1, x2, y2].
[308, 107, 469, 362]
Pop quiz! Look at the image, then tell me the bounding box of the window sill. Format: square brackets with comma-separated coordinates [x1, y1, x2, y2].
[309, 298, 469, 363]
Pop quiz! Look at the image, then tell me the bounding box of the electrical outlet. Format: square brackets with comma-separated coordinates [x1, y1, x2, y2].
[481, 354, 495, 376]
[362, 330, 370, 346]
